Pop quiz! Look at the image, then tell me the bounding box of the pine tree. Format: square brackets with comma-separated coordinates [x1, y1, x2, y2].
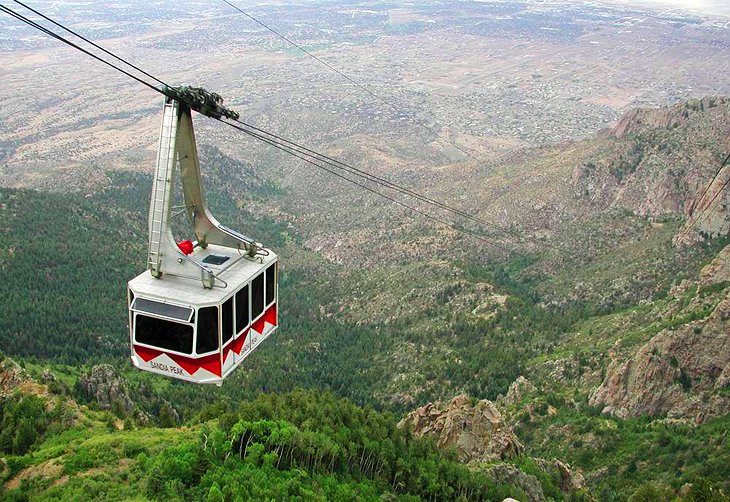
[207, 482, 224, 502]
[13, 418, 36, 455]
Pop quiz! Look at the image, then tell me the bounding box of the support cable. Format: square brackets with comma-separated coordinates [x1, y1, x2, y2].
[4, 2, 484, 226]
[11, 0, 172, 88]
[220, 0, 472, 158]
[675, 151, 729, 242]
[0, 2, 531, 248]
[216, 118, 502, 245]
[687, 152, 730, 220]
[677, 171, 730, 242]
[227, 117, 487, 225]
[0, 4, 516, 248]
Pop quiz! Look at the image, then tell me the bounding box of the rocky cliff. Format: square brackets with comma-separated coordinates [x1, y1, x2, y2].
[400, 393, 588, 502]
[590, 245, 730, 421]
[399, 394, 523, 462]
[572, 96, 730, 240]
[0, 358, 31, 398]
[78, 364, 136, 414]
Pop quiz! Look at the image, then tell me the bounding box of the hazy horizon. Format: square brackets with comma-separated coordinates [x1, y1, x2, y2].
[605, 0, 730, 16]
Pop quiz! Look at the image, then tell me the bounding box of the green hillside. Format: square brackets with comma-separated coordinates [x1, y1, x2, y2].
[1, 99, 729, 500]
[0, 374, 532, 501]
[1, 171, 728, 500]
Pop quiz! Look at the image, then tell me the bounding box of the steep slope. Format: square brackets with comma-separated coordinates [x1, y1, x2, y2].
[270, 96, 729, 267]
[572, 96, 730, 239]
[1, 360, 538, 501]
[589, 245, 730, 422]
[1, 97, 729, 500]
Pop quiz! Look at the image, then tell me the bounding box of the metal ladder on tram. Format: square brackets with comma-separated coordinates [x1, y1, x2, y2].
[147, 101, 178, 277]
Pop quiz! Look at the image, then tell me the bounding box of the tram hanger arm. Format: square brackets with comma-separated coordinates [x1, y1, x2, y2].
[174, 100, 260, 255]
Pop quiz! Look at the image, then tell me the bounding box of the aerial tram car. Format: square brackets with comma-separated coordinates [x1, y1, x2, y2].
[127, 87, 278, 384]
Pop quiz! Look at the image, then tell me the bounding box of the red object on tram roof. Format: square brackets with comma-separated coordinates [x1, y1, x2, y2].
[177, 240, 194, 255]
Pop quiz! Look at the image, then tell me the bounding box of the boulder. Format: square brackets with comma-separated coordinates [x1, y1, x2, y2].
[78, 364, 135, 414]
[399, 394, 523, 462]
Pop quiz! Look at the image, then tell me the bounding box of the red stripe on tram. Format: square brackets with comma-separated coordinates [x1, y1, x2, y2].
[134, 345, 222, 377]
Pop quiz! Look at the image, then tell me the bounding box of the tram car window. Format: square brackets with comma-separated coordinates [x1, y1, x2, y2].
[236, 285, 249, 334]
[251, 273, 264, 320]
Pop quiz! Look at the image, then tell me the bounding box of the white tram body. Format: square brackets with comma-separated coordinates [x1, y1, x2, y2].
[128, 89, 278, 384]
[128, 245, 277, 384]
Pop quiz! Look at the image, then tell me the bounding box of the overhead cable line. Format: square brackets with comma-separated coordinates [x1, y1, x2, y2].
[225, 117, 540, 245]
[220, 0, 472, 159]
[687, 152, 730, 220]
[216, 118, 500, 245]
[227, 117, 488, 225]
[4, 1, 501, 232]
[0, 3, 163, 96]
[677, 167, 730, 242]
[676, 151, 729, 242]
[10, 0, 171, 88]
[1, 2, 516, 247]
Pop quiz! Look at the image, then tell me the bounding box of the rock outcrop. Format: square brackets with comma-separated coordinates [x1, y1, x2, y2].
[590, 290, 730, 422]
[483, 464, 545, 502]
[40, 369, 55, 383]
[0, 357, 30, 397]
[401, 394, 590, 500]
[533, 458, 587, 493]
[700, 245, 730, 287]
[479, 458, 587, 502]
[572, 96, 730, 240]
[499, 376, 537, 407]
[78, 364, 135, 414]
[399, 394, 523, 462]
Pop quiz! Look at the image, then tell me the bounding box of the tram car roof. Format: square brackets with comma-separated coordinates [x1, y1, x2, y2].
[128, 243, 277, 306]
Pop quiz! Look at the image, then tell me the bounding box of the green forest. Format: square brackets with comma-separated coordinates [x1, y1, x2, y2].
[1, 155, 729, 500]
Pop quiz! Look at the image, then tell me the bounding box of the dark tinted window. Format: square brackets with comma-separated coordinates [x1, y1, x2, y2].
[265, 263, 276, 305]
[235, 285, 249, 333]
[197, 307, 219, 353]
[222, 297, 233, 344]
[135, 315, 193, 354]
[252, 273, 264, 319]
[132, 297, 192, 321]
[202, 254, 230, 265]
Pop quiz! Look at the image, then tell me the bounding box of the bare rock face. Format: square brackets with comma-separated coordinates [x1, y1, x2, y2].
[480, 459, 587, 502]
[78, 364, 135, 414]
[612, 97, 726, 139]
[572, 97, 730, 240]
[0, 357, 30, 397]
[484, 464, 545, 502]
[700, 245, 730, 287]
[499, 376, 537, 407]
[590, 291, 730, 422]
[399, 394, 523, 462]
[533, 458, 587, 493]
